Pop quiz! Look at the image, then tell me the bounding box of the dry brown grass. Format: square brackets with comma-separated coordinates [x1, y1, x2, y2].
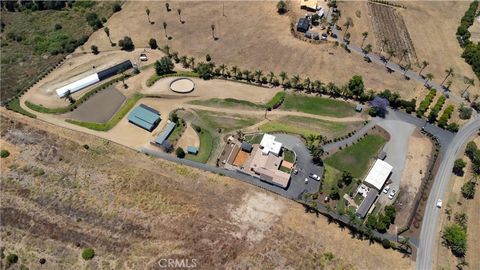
[0, 108, 414, 269]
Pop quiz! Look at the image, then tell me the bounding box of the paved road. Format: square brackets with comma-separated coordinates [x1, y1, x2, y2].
[325, 9, 462, 103]
[416, 117, 480, 270]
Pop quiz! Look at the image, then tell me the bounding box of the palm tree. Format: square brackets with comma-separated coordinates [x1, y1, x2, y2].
[291, 74, 300, 89]
[425, 73, 434, 86]
[363, 44, 372, 56]
[403, 63, 411, 76]
[219, 64, 227, 76]
[243, 70, 251, 81]
[361, 31, 368, 48]
[419, 60, 429, 76]
[386, 48, 396, 66]
[231, 65, 239, 78]
[165, 2, 170, 12]
[177, 9, 182, 23]
[313, 80, 323, 94]
[462, 76, 474, 96]
[163, 22, 168, 37]
[279, 71, 288, 85]
[211, 24, 216, 39]
[303, 77, 312, 91]
[188, 56, 195, 68]
[180, 56, 188, 67]
[343, 17, 353, 36]
[380, 37, 388, 56]
[145, 7, 151, 23]
[268, 71, 275, 84]
[399, 48, 408, 65]
[441, 67, 454, 86]
[104, 27, 112, 45]
[254, 69, 263, 82]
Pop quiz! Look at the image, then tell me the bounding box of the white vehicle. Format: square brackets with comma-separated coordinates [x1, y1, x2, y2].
[309, 173, 321, 181]
[388, 189, 396, 200]
[139, 53, 148, 61]
[383, 185, 390, 194]
[436, 199, 443, 208]
[304, 178, 309, 184]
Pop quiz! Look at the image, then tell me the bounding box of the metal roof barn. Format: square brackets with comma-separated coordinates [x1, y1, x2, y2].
[155, 122, 176, 145]
[56, 73, 100, 97]
[187, 146, 198, 155]
[97, 60, 133, 81]
[127, 104, 161, 132]
[363, 159, 393, 190]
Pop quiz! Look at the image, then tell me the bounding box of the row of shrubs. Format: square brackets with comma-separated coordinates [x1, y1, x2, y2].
[416, 88, 437, 117]
[456, 0, 479, 47]
[25, 73, 132, 114]
[438, 105, 455, 128]
[427, 95, 446, 123]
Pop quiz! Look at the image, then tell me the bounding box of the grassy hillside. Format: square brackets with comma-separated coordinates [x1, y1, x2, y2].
[0, 1, 118, 102]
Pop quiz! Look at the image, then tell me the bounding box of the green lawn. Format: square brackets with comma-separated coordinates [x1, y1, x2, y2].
[265, 91, 286, 109]
[259, 115, 358, 139]
[189, 98, 264, 110]
[167, 120, 186, 145]
[283, 148, 295, 163]
[6, 98, 36, 118]
[185, 129, 214, 163]
[244, 134, 263, 144]
[325, 134, 387, 178]
[279, 166, 291, 173]
[65, 93, 143, 131]
[281, 93, 356, 117]
[194, 110, 261, 132]
[321, 165, 343, 194]
[354, 193, 364, 205]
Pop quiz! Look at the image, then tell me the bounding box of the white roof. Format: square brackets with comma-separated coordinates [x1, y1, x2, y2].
[260, 134, 282, 156]
[56, 73, 100, 97]
[364, 159, 393, 190]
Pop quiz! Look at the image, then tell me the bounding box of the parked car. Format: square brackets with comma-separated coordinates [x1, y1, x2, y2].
[309, 173, 321, 181]
[383, 185, 390, 194]
[304, 178, 309, 184]
[436, 199, 443, 208]
[388, 189, 396, 200]
[294, 169, 298, 175]
[321, 33, 328, 41]
[139, 53, 148, 61]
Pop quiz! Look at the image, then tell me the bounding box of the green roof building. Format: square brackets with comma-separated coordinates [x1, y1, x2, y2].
[155, 121, 176, 145]
[128, 104, 161, 132]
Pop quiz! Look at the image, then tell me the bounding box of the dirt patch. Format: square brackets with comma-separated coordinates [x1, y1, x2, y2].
[395, 129, 434, 228]
[177, 123, 200, 149]
[67, 86, 125, 123]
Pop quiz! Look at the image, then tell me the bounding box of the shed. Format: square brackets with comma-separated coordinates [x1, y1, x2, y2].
[241, 142, 253, 153]
[155, 121, 176, 145]
[127, 104, 161, 132]
[296, 18, 310, 33]
[187, 146, 198, 155]
[355, 104, 363, 112]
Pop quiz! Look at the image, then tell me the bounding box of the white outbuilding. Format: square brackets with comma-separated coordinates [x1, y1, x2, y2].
[56, 73, 100, 97]
[363, 159, 393, 191]
[260, 134, 282, 156]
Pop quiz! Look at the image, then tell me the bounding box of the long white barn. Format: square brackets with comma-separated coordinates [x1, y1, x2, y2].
[56, 73, 100, 97]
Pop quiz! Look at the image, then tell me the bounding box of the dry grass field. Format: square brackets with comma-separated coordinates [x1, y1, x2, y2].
[0, 109, 414, 269]
[81, 1, 427, 99]
[435, 136, 480, 270]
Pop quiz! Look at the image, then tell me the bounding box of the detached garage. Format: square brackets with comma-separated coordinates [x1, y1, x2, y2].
[363, 159, 393, 191]
[127, 104, 161, 132]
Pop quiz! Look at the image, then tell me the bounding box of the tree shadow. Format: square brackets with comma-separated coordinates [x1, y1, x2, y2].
[150, 21, 155, 25]
[214, 37, 219, 41]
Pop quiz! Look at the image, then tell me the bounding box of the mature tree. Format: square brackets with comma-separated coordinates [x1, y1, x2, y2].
[176, 147, 186, 158]
[165, 2, 170, 11]
[386, 48, 396, 65]
[459, 103, 473, 120]
[364, 43, 372, 56]
[104, 27, 112, 45]
[195, 62, 215, 79]
[219, 64, 227, 76]
[188, 56, 195, 68]
[398, 48, 409, 65]
[112, 3, 122, 12]
[303, 77, 311, 91]
[462, 76, 474, 96]
[231, 65, 239, 78]
[454, 212, 468, 229]
[118, 36, 134, 51]
[403, 63, 412, 76]
[361, 31, 368, 48]
[461, 181, 476, 199]
[419, 60, 429, 76]
[380, 37, 388, 56]
[348, 75, 365, 97]
[254, 69, 263, 82]
[442, 67, 454, 86]
[343, 17, 354, 36]
[279, 71, 288, 85]
[341, 171, 353, 185]
[425, 73, 434, 85]
[442, 223, 467, 257]
[243, 70, 252, 81]
[369, 96, 389, 117]
[313, 80, 323, 94]
[91, 45, 99, 55]
[291, 74, 301, 89]
[268, 71, 276, 84]
[155, 56, 174, 75]
[277, 0, 287, 14]
[149, 38, 158, 49]
[177, 8, 183, 23]
[384, 205, 397, 224]
[453, 159, 467, 176]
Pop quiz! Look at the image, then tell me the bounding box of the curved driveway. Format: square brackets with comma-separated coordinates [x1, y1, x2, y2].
[416, 117, 480, 270]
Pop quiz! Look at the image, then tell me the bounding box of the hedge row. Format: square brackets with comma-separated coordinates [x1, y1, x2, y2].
[456, 0, 479, 46]
[65, 93, 143, 131]
[428, 95, 446, 123]
[265, 91, 286, 110]
[416, 89, 437, 117]
[438, 105, 455, 128]
[25, 73, 132, 114]
[146, 71, 199, 87]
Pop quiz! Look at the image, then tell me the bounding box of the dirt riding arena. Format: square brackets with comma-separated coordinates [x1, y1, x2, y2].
[177, 123, 200, 150]
[66, 86, 126, 123]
